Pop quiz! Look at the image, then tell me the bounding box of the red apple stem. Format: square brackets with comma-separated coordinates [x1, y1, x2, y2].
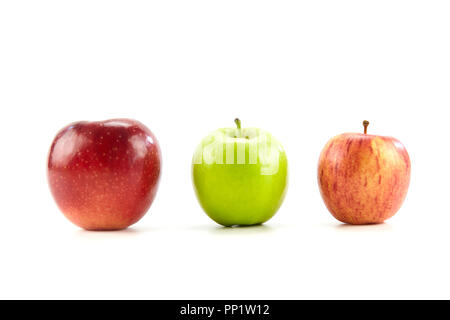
[363, 120, 369, 134]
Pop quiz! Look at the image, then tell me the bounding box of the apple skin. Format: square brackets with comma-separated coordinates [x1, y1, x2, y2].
[318, 132, 411, 225]
[47, 119, 161, 230]
[192, 125, 288, 226]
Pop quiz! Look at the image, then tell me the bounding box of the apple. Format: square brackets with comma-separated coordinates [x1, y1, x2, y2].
[47, 119, 161, 230]
[192, 119, 288, 226]
[318, 120, 411, 225]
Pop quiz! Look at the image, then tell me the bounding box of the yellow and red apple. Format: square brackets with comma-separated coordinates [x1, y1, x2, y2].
[318, 121, 411, 224]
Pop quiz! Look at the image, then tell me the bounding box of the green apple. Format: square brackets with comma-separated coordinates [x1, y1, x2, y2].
[192, 119, 288, 226]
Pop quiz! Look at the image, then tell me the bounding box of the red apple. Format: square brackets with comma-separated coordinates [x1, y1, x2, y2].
[47, 119, 161, 230]
[318, 121, 411, 225]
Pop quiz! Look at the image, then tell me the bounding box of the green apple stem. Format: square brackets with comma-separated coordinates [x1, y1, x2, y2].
[235, 118, 241, 130]
[363, 120, 369, 134]
[234, 118, 242, 137]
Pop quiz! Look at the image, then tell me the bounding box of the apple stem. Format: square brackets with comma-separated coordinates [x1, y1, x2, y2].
[363, 120, 369, 134]
[234, 118, 241, 130]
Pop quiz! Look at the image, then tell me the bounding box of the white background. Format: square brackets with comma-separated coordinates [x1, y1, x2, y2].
[0, 1, 449, 299]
